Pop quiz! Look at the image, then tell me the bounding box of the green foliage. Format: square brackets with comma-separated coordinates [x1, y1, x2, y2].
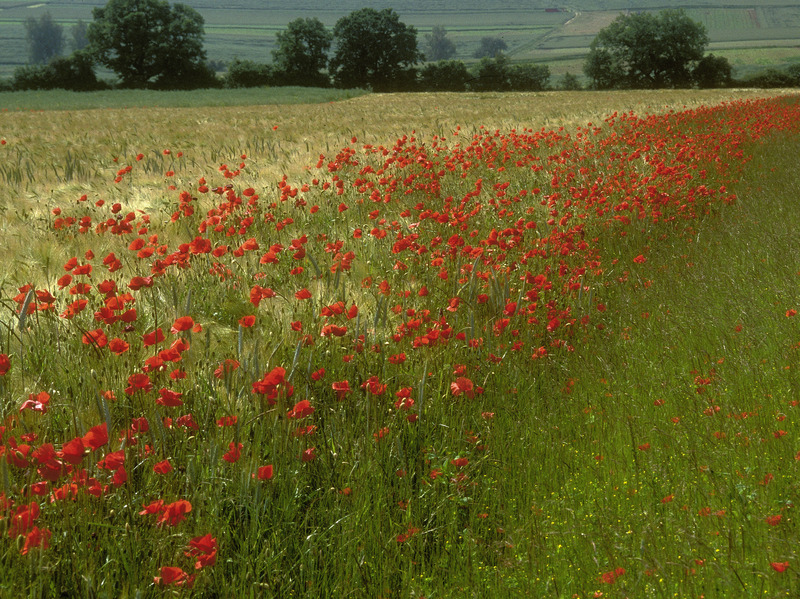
[152, 59, 221, 90]
[71, 20, 89, 53]
[225, 58, 273, 88]
[418, 60, 470, 91]
[559, 72, 583, 91]
[743, 68, 798, 88]
[474, 36, 507, 59]
[87, 0, 207, 88]
[469, 55, 549, 91]
[329, 8, 422, 92]
[584, 9, 708, 89]
[12, 52, 106, 91]
[693, 54, 733, 89]
[24, 12, 64, 65]
[471, 54, 512, 91]
[424, 25, 457, 62]
[508, 63, 550, 91]
[272, 18, 332, 87]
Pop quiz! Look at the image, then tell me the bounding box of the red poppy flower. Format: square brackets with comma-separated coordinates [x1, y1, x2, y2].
[20, 526, 51, 555]
[108, 338, 130, 355]
[82, 423, 108, 450]
[252, 366, 293, 404]
[82, 329, 108, 349]
[170, 316, 194, 334]
[0, 353, 9, 375]
[287, 399, 315, 419]
[450, 377, 475, 398]
[60, 437, 86, 465]
[97, 450, 125, 471]
[222, 442, 242, 463]
[770, 561, 789, 573]
[213, 359, 240, 379]
[321, 324, 347, 337]
[294, 288, 312, 300]
[153, 460, 173, 474]
[138, 500, 165, 516]
[238, 315, 256, 328]
[360, 376, 386, 396]
[125, 373, 152, 395]
[156, 388, 183, 407]
[20, 391, 49, 413]
[154, 566, 194, 587]
[128, 276, 154, 290]
[388, 353, 406, 364]
[157, 499, 192, 527]
[143, 328, 165, 347]
[332, 380, 351, 401]
[301, 447, 317, 462]
[185, 534, 218, 569]
[257, 465, 274, 481]
[216, 415, 237, 427]
[600, 567, 626, 584]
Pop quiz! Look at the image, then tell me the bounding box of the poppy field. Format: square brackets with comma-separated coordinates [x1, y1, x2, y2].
[1, 90, 800, 598]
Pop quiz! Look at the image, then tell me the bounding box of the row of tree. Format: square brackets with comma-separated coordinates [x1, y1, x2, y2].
[9, 1, 800, 93]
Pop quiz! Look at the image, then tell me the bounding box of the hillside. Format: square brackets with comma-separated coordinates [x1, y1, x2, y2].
[1, 0, 799, 80]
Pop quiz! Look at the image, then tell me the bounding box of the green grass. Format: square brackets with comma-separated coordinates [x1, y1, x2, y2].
[0, 86, 368, 111]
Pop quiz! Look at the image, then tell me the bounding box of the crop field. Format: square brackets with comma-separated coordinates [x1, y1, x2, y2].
[1, 88, 800, 598]
[2, 0, 800, 80]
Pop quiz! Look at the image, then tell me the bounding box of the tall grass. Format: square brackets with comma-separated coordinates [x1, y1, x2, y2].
[0, 91, 798, 598]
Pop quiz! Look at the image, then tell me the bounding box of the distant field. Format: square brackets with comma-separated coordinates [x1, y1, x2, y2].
[1, 0, 799, 81]
[0, 86, 368, 111]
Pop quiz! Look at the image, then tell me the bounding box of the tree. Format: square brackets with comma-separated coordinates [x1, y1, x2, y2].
[71, 20, 89, 52]
[272, 18, 332, 87]
[419, 60, 469, 91]
[508, 63, 550, 91]
[474, 36, 507, 59]
[87, 0, 207, 88]
[693, 54, 732, 88]
[13, 51, 105, 91]
[559, 72, 583, 91]
[25, 12, 64, 64]
[424, 25, 456, 62]
[584, 9, 708, 89]
[744, 68, 796, 88]
[787, 64, 800, 87]
[225, 58, 273, 88]
[329, 8, 422, 91]
[470, 54, 511, 91]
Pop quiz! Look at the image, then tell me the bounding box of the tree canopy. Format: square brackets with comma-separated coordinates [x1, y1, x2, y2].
[25, 12, 64, 65]
[272, 18, 332, 87]
[584, 9, 708, 89]
[329, 8, 422, 91]
[424, 25, 456, 62]
[87, 0, 207, 88]
[474, 36, 508, 59]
